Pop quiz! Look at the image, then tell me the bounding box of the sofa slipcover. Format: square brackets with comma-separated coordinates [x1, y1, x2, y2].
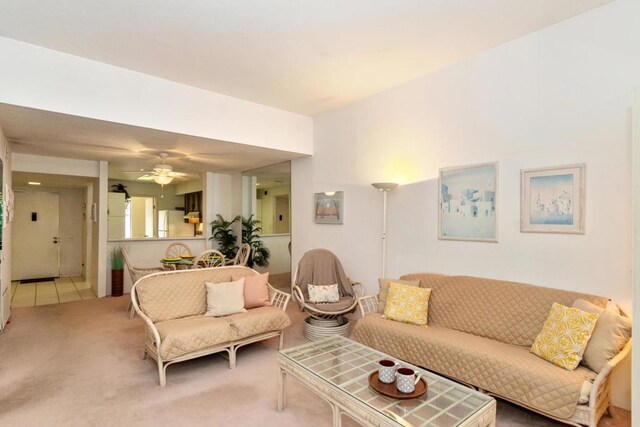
[132, 266, 291, 386]
[354, 273, 631, 427]
[353, 313, 595, 419]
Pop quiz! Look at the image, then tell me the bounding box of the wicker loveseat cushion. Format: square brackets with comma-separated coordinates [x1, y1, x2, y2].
[353, 313, 597, 419]
[155, 307, 291, 361]
[226, 306, 291, 338]
[155, 315, 235, 360]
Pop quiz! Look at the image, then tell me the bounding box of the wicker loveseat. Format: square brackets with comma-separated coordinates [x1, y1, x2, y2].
[131, 266, 291, 386]
[353, 273, 631, 427]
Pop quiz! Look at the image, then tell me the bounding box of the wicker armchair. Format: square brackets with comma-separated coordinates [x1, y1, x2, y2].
[292, 249, 363, 340]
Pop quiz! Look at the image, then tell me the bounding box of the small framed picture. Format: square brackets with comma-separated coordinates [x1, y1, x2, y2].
[521, 164, 585, 234]
[314, 191, 344, 224]
[439, 162, 498, 242]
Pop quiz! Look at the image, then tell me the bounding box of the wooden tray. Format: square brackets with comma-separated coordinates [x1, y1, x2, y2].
[368, 371, 428, 400]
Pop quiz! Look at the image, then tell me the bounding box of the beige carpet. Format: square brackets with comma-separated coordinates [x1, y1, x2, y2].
[0, 297, 629, 426]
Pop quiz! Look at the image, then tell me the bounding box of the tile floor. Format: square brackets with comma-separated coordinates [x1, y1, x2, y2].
[11, 277, 96, 307]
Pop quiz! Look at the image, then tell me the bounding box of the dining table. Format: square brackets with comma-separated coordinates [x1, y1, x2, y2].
[160, 257, 195, 270]
[160, 254, 223, 270]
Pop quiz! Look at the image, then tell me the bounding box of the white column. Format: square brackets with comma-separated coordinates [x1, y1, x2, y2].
[97, 161, 108, 297]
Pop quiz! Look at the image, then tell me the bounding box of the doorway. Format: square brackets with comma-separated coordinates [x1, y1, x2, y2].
[242, 161, 291, 292]
[12, 191, 60, 280]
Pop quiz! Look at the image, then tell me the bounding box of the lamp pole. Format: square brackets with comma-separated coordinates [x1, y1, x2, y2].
[371, 182, 398, 278]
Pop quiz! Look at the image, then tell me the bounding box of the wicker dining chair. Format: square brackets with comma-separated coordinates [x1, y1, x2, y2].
[122, 248, 164, 318]
[191, 249, 226, 269]
[225, 243, 251, 266]
[165, 242, 194, 259]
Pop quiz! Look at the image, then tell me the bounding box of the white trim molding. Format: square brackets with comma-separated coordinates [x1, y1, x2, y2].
[632, 87, 639, 422]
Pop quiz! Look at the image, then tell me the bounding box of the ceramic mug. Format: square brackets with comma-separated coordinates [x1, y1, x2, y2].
[395, 367, 421, 393]
[377, 359, 400, 384]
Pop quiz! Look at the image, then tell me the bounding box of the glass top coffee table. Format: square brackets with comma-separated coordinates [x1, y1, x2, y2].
[277, 336, 495, 427]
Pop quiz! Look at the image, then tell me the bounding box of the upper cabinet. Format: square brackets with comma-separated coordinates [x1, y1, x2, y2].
[184, 191, 202, 218]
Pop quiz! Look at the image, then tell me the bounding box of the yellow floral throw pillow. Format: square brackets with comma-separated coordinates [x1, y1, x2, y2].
[382, 281, 432, 326]
[530, 302, 599, 370]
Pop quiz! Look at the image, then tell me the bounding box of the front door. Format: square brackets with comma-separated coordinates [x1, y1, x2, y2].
[12, 192, 60, 280]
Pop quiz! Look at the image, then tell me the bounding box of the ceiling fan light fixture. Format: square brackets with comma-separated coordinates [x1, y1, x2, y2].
[153, 175, 174, 185]
[153, 163, 173, 174]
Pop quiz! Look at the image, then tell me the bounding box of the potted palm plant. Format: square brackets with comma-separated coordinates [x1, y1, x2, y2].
[242, 215, 270, 268]
[110, 247, 125, 297]
[210, 214, 241, 260]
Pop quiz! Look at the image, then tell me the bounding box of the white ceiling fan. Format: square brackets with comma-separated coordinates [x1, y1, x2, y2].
[127, 152, 188, 185]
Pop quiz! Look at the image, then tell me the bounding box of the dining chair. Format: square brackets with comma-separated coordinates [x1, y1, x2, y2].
[165, 242, 193, 259]
[192, 249, 226, 269]
[122, 248, 164, 318]
[225, 243, 251, 266]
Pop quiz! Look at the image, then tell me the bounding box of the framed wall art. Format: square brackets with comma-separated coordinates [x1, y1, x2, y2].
[314, 191, 343, 224]
[439, 162, 498, 242]
[521, 164, 585, 234]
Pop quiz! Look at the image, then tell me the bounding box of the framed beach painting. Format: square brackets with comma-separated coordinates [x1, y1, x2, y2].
[314, 191, 344, 224]
[521, 164, 585, 234]
[439, 162, 498, 242]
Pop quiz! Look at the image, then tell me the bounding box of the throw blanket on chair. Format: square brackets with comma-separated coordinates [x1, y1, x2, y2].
[295, 248, 353, 299]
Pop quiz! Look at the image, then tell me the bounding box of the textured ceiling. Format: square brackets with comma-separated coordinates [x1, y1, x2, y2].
[0, 0, 613, 115]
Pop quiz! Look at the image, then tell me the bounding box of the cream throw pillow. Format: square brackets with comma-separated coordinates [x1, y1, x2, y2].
[572, 299, 632, 372]
[530, 302, 599, 371]
[205, 278, 246, 317]
[308, 284, 339, 303]
[377, 278, 421, 313]
[382, 281, 432, 326]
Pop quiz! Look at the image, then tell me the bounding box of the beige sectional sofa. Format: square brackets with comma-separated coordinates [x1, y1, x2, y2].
[353, 273, 631, 427]
[131, 266, 291, 386]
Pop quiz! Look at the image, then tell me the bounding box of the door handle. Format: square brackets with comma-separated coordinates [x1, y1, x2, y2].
[53, 237, 59, 244]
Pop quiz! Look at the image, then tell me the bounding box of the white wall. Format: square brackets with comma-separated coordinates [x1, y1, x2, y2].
[12, 153, 99, 177]
[292, 0, 638, 409]
[0, 37, 313, 155]
[255, 234, 291, 276]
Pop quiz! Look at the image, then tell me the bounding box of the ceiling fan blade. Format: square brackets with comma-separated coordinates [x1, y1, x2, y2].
[122, 170, 152, 174]
[136, 174, 156, 181]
